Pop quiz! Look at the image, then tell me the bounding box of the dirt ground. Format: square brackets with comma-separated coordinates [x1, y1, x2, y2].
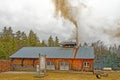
[0, 71, 120, 80]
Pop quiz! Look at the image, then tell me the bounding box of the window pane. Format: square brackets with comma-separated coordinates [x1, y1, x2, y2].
[84, 62, 89, 67]
[65, 62, 69, 65]
[47, 62, 50, 65]
[51, 62, 54, 65]
[60, 62, 63, 65]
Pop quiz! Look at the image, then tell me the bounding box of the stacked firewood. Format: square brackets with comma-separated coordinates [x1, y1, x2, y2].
[0, 60, 11, 72]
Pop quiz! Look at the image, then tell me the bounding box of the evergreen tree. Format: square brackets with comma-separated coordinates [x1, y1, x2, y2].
[1, 27, 15, 59]
[15, 30, 22, 49]
[83, 42, 88, 46]
[48, 35, 54, 47]
[0, 37, 6, 59]
[8, 27, 13, 36]
[28, 30, 40, 46]
[21, 32, 28, 46]
[0, 27, 62, 60]
[41, 40, 47, 47]
[3, 27, 13, 42]
[54, 36, 60, 47]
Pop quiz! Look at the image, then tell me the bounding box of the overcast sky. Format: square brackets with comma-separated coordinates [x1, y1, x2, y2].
[0, 0, 120, 44]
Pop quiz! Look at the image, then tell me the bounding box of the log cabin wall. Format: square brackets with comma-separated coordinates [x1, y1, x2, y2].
[12, 58, 22, 65]
[11, 58, 36, 71]
[11, 58, 94, 71]
[82, 59, 94, 71]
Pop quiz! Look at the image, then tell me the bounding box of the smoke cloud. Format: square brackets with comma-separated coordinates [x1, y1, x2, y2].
[52, 0, 79, 27]
[52, 0, 120, 45]
[52, 0, 88, 45]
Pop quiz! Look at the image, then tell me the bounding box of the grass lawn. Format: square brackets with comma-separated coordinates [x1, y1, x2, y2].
[0, 71, 120, 80]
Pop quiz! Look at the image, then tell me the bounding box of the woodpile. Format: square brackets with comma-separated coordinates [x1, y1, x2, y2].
[0, 60, 11, 72]
[93, 70, 108, 79]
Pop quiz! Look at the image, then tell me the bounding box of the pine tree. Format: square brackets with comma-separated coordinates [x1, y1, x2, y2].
[1, 27, 15, 59]
[48, 35, 54, 47]
[54, 36, 60, 47]
[28, 30, 40, 46]
[15, 30, 22, 49]
[0, 27, 62, 59]
[21, 32, 28, 46]
[0, 37, 6, 59]
[3, 27, 13, 42]
[41, 40, 47, 47]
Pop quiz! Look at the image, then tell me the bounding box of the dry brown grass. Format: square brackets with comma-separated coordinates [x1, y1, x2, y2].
[0, 71, 120, 80]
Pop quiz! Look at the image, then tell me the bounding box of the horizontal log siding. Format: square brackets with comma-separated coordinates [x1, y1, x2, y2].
[11, 58, 94, 71]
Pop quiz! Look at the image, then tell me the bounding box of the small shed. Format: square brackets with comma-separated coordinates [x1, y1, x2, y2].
[10, 46, 94, 71]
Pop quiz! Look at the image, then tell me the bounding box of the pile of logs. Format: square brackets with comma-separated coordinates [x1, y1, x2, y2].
[0, 60, 11, 72]
[93, 70, 108, 79]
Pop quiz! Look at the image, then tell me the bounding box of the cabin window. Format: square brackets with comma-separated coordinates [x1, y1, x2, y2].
[60, 62, 69, 66]
[84, 62, 90, 67]
[60, 62, 70, 70]
[46, 62, 55, 70]
[60, 62, 64, 66]
[47, 62, 54, 65]
[65, 62, 69, 66]
[47, 62, 50, 65]
[51, 62, 54, 65]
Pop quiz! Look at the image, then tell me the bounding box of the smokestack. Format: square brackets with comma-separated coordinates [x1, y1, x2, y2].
[76, 27, 79, 47]
[73, 26, 79, 58]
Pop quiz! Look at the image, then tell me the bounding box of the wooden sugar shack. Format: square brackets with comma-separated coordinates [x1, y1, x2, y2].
[10, 42, 94, 71]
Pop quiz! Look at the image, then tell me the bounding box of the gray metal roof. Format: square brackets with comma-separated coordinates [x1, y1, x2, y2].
[76, 47, 94, 59]
[10, 47, 94, 59]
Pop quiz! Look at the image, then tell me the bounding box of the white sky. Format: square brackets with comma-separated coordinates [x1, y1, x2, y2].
[0, 0, 120, 44]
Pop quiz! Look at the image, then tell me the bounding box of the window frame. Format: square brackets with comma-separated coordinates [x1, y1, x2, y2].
[47, 62, 55, 65]
[84, 62, 90, 67]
